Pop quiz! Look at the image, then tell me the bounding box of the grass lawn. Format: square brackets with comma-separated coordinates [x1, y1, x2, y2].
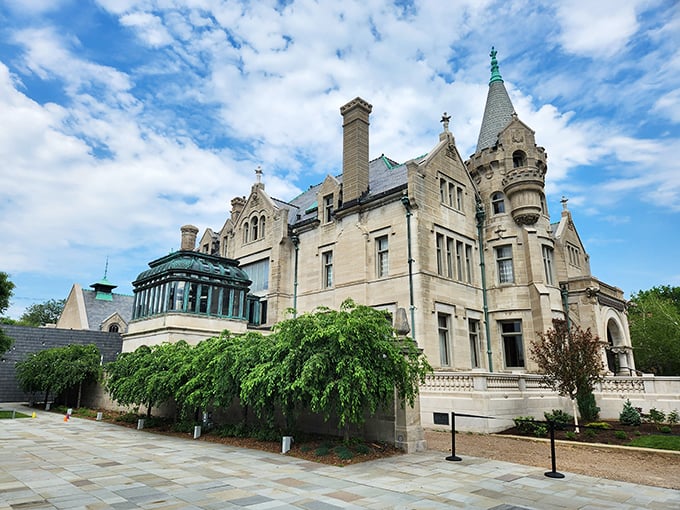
[627, 434, 680, 451]
[0, 410, 31, 419]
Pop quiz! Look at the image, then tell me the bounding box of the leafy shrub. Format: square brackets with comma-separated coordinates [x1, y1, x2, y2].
[354, 443, 371, 455]
[513, 416, 538, 434]
[314, 446, 330, 456]
[533, 425, 548, 437]
[585, 422, 612, 430]
[544, 409, 573, 430]
[333, 445, 354, 460]
[660, 426, 672, 434]
[648, 408, 666, 426]
[614, 431, 628, 440]
[252, 426, 280, 442]
[668, 410, 679, 425]
[619, 399, 641, 426]
[144, 416, 171, 429]
[215, 423, 250, 438]
[565, 431, 577, 440]
[585, 429, 597, 439]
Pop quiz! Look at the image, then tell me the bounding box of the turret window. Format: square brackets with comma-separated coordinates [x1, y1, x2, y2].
[491, 192, 506, 214]
[542, 245, 555, 285]
[323, 194, 334, 223]
[512, 150, 526, 168]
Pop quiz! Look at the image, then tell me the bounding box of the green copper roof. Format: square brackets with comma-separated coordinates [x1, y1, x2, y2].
[90, 276, 117, 301]
[489, 46, 503, 84]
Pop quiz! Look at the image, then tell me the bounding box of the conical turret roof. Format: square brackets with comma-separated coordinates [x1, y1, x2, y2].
[475, 47, 515, 152]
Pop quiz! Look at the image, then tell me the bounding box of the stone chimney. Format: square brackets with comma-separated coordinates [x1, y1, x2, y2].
[180, 224, 199, 251]
[231, 196, 246, 220]
[340, 97, 372, 204]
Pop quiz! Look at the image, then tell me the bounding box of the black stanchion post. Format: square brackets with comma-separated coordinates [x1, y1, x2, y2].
[544, 420, 565, 479]
[445, 411, 462, 461]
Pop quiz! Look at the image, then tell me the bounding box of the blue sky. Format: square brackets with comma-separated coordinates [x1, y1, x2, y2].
[1, 0, 679, 319]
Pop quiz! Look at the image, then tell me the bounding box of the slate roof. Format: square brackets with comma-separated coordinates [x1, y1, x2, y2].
[0, 325, 123, 403]
[284, 156, 409, 226]
[82, 289, 134, 330]
[476, 55, 516, 152]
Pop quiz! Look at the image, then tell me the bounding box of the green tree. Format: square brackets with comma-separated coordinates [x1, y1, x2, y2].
[106, 342, 192, 418]
[0, 272, 16, 353]
[628, 286, 680, 375]
[19, 299, 65, 326]
[530, 319, 604, 430]
[15, 344, 101, 407]
[241, 300, 432, 438]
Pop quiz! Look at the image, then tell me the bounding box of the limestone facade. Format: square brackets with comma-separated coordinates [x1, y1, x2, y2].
[191, 53, 634, 378]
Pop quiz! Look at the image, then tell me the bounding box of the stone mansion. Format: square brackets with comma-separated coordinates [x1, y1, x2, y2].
[125, 49, 634, 385]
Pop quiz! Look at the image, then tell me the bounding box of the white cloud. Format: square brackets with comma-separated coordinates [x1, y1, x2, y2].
[119, 12, 174, 47]
[553, 0, 642, 58]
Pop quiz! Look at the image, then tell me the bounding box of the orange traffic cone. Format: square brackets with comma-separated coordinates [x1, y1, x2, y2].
[63, 415, 69, 422]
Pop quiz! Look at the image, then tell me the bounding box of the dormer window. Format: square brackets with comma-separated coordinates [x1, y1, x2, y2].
[512, 150, 526, 168]
[491, 192, 506, 214]
[323, 194, 334, 223]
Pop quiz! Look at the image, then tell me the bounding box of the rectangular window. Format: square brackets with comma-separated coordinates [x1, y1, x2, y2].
[437, 312, 451, 366]
[456, 187, 464, 211]
[469, 319, 481, 368]
[542, 245, 555, 285]
[376, 235, 388, 277]
[242, 259, 270, 292]
[436, 234, 444, 275]
[439, 175, 465, 212]
[465, 244, 473, 284]
[210, 287, 221, 315]
[174, 281, 185, 311]
[567, 243, 581, 267]
[500, 320, 525, 368]
[446, 237, 454, 278]
[456, 241, 464, 281]
[233, 289, 243, 318]
[324, 194, 334, 223]
[198, 285, 209, 313]
[496, 245, 514, 284]
[322, 251, 333, 288]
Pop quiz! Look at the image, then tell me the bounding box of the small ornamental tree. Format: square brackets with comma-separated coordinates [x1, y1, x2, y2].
[0, 272, 16, 353]
[530, 319, 604, 431]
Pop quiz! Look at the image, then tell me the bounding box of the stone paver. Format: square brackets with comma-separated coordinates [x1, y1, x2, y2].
[1, 408, 678, 509]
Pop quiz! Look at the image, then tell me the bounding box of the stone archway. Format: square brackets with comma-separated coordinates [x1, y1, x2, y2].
[605, 317, 630, 375]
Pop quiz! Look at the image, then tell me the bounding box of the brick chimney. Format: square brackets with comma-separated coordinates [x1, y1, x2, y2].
[340, 97, 372, 204]
[180, 224, 199, 251]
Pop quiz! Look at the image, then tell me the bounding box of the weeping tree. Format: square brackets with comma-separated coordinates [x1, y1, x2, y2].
[106, 341, 191, 418]
[15, 344, 101, 407]
[530, 319, 604, 431]
[239, 299, 432, 439]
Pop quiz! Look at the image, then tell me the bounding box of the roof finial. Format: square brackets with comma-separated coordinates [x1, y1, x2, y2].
[255, 165, 263, 184]
[440, 112, 451, 132]
[489, 46, 503, 84]
[104, 256, 109, 279]
[561, 196, 569, 211]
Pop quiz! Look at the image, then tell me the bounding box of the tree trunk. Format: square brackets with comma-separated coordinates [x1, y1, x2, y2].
[44, 389, 49, 408]
[572, 399, 580, 434]
[147, 403, 152, 418]
[76, 381, 82, 409]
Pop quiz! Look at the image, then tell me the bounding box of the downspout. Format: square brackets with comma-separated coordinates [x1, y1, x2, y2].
[291, 233, 299, 318]
[560, 283, 570, 331]
[476, 199, 493, 372]
[400, 196, 416, 341]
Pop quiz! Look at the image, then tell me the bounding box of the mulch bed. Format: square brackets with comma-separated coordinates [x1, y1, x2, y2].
[499, 421, 680, 446]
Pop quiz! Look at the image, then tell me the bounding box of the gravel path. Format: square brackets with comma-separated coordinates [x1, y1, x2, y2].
[425, 429, 680, 490]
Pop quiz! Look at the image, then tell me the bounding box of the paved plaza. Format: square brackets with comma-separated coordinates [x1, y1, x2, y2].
[1, 407, 678, 509]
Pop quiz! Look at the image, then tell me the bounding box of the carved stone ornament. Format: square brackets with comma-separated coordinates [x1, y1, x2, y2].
[446, 143, 457, 160]
[511, 129, 524, 144]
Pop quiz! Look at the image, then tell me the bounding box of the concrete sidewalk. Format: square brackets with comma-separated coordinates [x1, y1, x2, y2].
[1, 407, 678, 509]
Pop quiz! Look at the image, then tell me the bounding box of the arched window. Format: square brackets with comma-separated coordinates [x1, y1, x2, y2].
[260, 215, 266, 238]
[251, 216, 258, 240]
[512, 150, 526, 168]
[491, 192, 506, 214]
[108, 323, 120, 333]
[243, 222, 249, 243]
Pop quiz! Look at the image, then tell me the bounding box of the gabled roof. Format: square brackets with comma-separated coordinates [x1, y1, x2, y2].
[476, 47, 515, 152]
[81, 290, 134, 330]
